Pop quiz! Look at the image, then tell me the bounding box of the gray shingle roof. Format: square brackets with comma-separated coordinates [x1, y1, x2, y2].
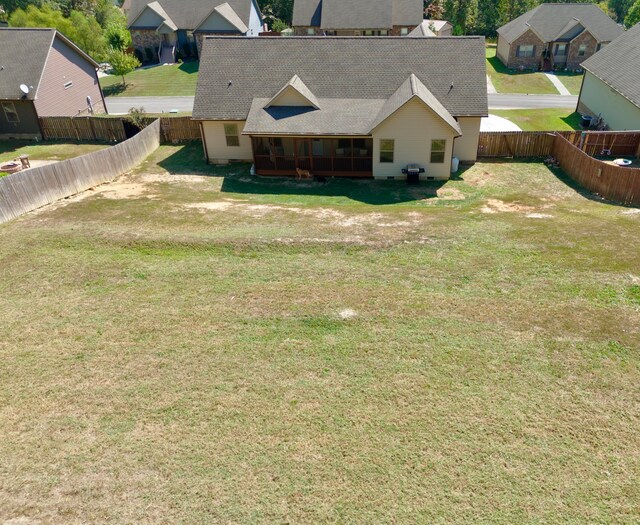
[244, 98, 385, 135]
[370, 74, 461, 134]
[292, 0, 322, 27]
[293, 0, 423, 29]
[266, 75, 320, 109]
[128, 0, 255, 30]
[0, 28, 98, 101]
[193, 37, 488, 121]
[498, 3, 623, 44]
[581, 23, 640, 109]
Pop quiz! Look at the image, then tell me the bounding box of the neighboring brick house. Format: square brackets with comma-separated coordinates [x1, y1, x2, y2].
[0, 28, 106, 140]
[292, 0, 423, 36]
[577, 22, 640, 130]
[127, 0, 263, 63]
[496, 3, 623, 71]
[193, 37, 488, 180]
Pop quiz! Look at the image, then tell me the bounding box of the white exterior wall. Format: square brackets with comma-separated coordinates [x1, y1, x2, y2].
[202, 121, 253, 162]
[453, 117, 481, 162]
[371, 98, 456, 180]
[496, 35, 510, 64]
[248, 0, 263, 36]
[579, 72, 640, 131]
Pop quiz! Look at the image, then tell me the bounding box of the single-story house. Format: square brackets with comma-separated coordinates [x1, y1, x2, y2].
[292, 0, 424, 36]
[0, 28, 106, 140]
[409, 19, 452, 37]
[577, 23, 640, 131]
[127, 0, 263, 63]
[497, 3, 623, 71]
[193, 37, 488, 180]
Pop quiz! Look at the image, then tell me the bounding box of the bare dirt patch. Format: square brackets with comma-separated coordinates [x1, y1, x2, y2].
[436, 187, 465, 201]
[481, 199, 535, 214]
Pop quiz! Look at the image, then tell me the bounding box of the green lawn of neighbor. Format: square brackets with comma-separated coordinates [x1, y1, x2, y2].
[100, 60, 199, 97]
[1, 143, 639, 523]
[486, 46, 559, 95]
[0, 141, 109, 176]
[554, 71, 585, 96]
[492, 108, 582, 131]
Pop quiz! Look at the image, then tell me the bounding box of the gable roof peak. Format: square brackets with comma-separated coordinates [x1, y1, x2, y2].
[265, 74, 320, 109]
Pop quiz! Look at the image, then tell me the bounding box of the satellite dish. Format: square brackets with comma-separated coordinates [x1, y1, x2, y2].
[20, 84, 30, 95]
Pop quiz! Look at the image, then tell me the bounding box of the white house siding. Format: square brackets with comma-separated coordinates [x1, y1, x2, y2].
[578, 71, 640, 131]
[202, 121, 253, 162]
[248, 0, 262, 36]
[496, 35, 510, 65]
[452, 117, 481, 162]
[371, 98, 456, 180]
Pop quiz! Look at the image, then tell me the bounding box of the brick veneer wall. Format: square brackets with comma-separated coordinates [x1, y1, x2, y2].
[504, 29, 546, 69]
[131, 29, 162, 59]
[566, 31, 598, 70]
[293, 26, 416, 36]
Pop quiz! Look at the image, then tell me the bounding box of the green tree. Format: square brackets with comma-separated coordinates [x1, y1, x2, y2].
[105, 22, 131, 50]
[625, 0, 640, 25]
[608, 0, 634, 21]
[108, 49, 140, 86]
[0, 0, 43, 16]
[9, 4, 107, 59]
[257, 0, 293, 25]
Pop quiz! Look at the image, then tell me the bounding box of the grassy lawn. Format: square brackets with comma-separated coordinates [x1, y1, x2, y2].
[486, 46, 559, 95]
[492, 108, 582, 131]
[1, 143, 639, 523]
[100, 61, 199, 97]
[554, 71, 585, 96]
[0, 141, 109, 176]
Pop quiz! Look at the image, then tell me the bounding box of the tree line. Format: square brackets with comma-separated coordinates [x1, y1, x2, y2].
[258, 0, 640, 34]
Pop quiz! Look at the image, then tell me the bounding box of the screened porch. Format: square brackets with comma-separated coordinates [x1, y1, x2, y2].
[252, 137, 373, 177]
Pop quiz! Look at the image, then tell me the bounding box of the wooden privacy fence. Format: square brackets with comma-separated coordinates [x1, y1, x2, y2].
[552, 134, 640, 206]
[0, 119, 160, 223]
[478, 131, 640, 159]
[38, 116, 200, 144]
[39, 116, 127, 142]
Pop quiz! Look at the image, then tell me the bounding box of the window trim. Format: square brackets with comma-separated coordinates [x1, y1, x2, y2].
[400, 27, 409, 35]
[578, 44, 587, 57]
[430, 139, 446, 164]
[224, 123, 240, 147]
[379, 139, 394, 163]
[2, 101, 19, 123]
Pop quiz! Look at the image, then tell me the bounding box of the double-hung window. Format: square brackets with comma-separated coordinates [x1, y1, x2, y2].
[578, 44, 587, 56]
[2, 102, 19, 123]
[224, 124, 240, 147]
[517, 44, 535, 58]
[430, 140, 446, 164]
[379, 139, 394, 163]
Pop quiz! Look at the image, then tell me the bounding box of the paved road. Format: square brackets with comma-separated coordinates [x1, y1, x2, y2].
[488, 93, 578, 110]
[106, 93, 579, 114]
[105, 96, 196, 114]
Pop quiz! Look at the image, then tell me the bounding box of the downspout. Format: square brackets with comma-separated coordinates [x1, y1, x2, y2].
[199, 121, 210, 163]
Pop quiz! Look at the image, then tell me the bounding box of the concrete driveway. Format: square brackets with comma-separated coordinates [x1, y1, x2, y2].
[481, 115, 522, 132]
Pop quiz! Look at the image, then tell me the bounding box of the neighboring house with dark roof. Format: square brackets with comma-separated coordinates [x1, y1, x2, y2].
[409, 20, 453, 37]
[577, 23, 640, 130]
[292, 0, 424, 36]
[0, 28, 106, 140]
[193, 37, 488, 180]
[127, 0, 263, 63]
[496, 3, 623, 71]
